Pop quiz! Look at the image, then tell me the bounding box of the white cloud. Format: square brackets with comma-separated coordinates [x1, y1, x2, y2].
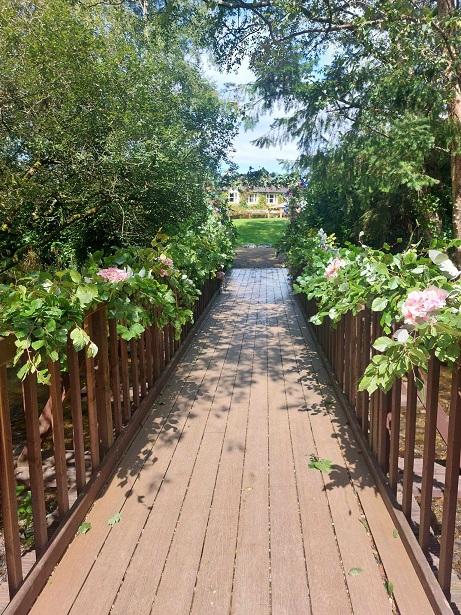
[202, 57, 300, 173]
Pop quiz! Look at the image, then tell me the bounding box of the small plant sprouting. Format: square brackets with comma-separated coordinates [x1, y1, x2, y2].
[308, 454, 333, 474]
[16, 485, 34, 547]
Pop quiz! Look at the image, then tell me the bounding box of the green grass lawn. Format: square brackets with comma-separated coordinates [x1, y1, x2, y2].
[232, 218, 288, 247]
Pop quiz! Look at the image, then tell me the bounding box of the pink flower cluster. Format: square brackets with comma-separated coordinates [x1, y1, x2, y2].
[325, 258, 346, 280]
[160, 257, 174, 277]
[97, 267, 130, 283]
[402, 286, 449, 325]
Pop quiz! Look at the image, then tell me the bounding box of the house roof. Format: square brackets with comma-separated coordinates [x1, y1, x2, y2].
[250, 186, 286, 194]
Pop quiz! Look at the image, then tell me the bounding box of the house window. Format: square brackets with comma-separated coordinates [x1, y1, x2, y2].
[228, 191, 238, 203]
[247, 193, 258, 204]
[267, 194, 276, 204]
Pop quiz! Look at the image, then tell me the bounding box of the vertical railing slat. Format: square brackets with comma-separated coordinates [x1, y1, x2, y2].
[344, 313, 351, 398]
[108, 318, 122, 436]
[145, 324, 154, 389]
[361, 308, 371, 439]
[48, 360, 69, 518]
[402, 370, 417, 520]
[93, 308, 113, 457]
[0, 364, 23, 595]
[67, 339, 86, 494]
[439, 362, 461, 597]
[419, 355, 440, 554]
[84, 313, 100, 470]
[120, 334, 131, 422]
[139, 331, 147, 399]
[377, 389, 391, 473]
[21, 369, 48, 554]
[130, 338, 140, 409]
[388, 378, 402, 494]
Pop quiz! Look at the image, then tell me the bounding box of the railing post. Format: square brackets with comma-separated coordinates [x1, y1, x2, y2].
[0, 363, 23, 596]
[439, 361, 461, 597]
[388, 378, 402, 494]
[21, 369, 48, 555]
[84, 312, 100, 470]
[48, 360, 69, 518]
[402, 369, 417, 520]
[120, 332, 131, 422]
[67, 338, 86, 493]
[92, 307, 113, 456]
[419, 354, 440, 555]
[130, 338, 140, 409]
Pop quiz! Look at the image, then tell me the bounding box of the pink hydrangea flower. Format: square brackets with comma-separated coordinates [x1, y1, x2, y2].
[325, 258, 346, 280]
[160, 269, 169, 277]
[163, 257, 174, 269]
[402, 286, 449, 325]
[97, 267, 129, 283]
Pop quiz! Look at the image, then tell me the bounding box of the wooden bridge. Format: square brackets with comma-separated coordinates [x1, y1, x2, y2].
[0, 268, 457, 613]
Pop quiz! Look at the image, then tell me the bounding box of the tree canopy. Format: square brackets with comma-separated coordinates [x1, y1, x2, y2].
[0, 0, 237, 271]
[205, 0, 461, 246]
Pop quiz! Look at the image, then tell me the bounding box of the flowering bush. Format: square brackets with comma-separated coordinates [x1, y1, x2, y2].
[97, 268, 130, 283]
[401, 287, 448, 325]
[0, 220, 235, 383]
[285, 227, 461, 393]
[325, 258, 347, 280]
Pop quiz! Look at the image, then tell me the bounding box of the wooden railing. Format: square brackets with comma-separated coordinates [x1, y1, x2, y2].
[297, 294, 461, 612]
[0, 277, 218, 613]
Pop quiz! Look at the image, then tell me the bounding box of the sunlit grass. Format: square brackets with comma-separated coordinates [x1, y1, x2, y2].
[232, 218, 288, 247]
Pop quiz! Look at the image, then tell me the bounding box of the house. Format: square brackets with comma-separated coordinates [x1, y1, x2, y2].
[228, 186, 288, 217]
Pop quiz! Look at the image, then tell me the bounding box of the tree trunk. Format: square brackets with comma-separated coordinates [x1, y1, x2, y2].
[438, 0, 461, 249]
[450, 89, 461, 245]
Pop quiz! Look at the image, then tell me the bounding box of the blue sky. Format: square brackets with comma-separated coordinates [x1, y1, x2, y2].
[203, 58, 300, 174]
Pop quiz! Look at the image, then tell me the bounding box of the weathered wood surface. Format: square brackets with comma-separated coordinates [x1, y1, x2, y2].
[29, 269, 435, 615]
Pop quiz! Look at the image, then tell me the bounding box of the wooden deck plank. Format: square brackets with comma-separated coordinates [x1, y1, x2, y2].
[190, 275, 256, 615]
[275, 271, 352, 615]
[281, 278, 393, 615]
[29, 296, 236, 615]
[266, 276, 312, 615]
[290, 288, 437, 615]
[230, 271, 271, 615]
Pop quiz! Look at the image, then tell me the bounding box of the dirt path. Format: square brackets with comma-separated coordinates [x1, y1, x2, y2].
[231, 246, 285, 268]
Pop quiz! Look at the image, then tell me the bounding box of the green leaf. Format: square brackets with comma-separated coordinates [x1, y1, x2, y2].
[358, 518, 370, 533]
[372, 336, 393, 352]
[384, 581, 394, 596]
[308, 455, 333, 473]
[348, 568, 363, 576]
[371, 297, 388, 312]
[75, 284, 99, 307]
[69, 270, 82, 284]
[108, 512, 122, 526]
[70, 327, 90, 352]
[78, 521, 92, 535]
